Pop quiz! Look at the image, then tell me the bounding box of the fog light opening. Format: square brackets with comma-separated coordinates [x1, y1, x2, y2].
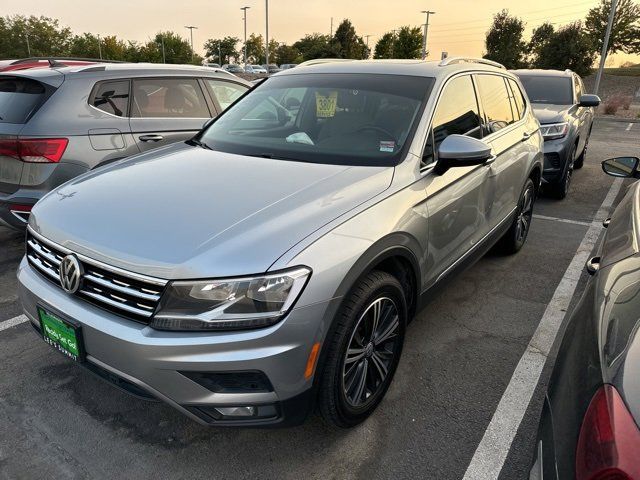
[214, 406, 256, 418]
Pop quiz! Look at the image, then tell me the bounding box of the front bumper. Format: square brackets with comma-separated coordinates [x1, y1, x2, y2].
[541, 137, 572, 184]
[18, 257, 330, 426]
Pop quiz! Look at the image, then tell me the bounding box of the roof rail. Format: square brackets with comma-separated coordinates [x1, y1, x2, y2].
[11, 57, 125, 65]
[438, 57, 506, 70]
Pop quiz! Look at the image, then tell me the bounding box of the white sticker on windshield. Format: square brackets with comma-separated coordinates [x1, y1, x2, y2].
[379, 141, 395, 152]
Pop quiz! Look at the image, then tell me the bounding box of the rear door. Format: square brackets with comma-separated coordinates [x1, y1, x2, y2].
[0, 75, 58, 194]
[129, 77, 213, 152]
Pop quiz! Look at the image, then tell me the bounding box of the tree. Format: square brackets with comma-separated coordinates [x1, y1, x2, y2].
[393, 26, 423, 59]
[0, 15, 72, 59]
[69, 33, 102, 59]
[373, 32, 394, 59]
[274, 44, 301, 64]
[203, 36, 239, 64]
[484, 10, 527, 68]
[585, 0, 640, 55]
[140, 32, 202, 65]
[333, 19, 368, 59]
[534, 22, 596, 76]
[527, 22, 555, 66]
[293, 34, 338, 61]
[243, 33, 264, 63]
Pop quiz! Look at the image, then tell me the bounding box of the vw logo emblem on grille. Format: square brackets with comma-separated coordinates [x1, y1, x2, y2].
[59, 254, 83, 294]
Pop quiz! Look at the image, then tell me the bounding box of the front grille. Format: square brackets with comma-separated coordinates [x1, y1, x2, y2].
[26, 230, 167, 322]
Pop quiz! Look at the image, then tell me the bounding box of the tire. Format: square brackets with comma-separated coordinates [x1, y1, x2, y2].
[574, 130, 591, 170]
[549, 143, 576, 199]
[495, 177, 536, 255]
[318, 270, 407, 428]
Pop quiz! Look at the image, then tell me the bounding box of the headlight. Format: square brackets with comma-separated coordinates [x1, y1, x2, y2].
[150, 267, 311, 331]
[540, 122, 569, 140]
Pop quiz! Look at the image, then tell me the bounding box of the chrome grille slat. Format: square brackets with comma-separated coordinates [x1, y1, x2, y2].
[80, 290, 154, 318]
[83, 273, 161, 302]
[26, 230, 166, 323]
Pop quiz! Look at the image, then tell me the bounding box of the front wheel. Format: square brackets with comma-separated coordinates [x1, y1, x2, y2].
[318, 271, 407, 428]
[496, 177, 535, 255]
[549, 143, 576, 199]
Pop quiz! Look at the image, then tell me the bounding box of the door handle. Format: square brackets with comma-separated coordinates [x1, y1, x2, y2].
[139, 134, 164, 142]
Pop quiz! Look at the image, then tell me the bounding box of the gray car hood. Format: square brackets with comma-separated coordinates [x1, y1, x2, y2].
[531, 103, 571, 125]
[30, 143, 393, 279]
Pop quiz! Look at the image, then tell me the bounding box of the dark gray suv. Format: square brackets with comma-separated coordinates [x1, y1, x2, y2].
[0, 63, 250, 229]
[512, 69, 600, 199]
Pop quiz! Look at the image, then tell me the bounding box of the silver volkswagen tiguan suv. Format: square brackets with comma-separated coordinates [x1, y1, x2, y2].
[18, 58, 543, 427]
[0, 63, 250, 229]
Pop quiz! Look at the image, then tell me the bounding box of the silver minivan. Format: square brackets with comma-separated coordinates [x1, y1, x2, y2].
[19, 58, 543, 427]
[0, 63, 250, 229]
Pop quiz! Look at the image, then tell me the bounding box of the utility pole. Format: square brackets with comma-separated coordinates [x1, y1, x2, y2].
[594, 0, 618, 95]
[25, 31, 31, 57]
[391, 30, 397, 58]
[364, 35, 372, 58]
[160, 35, 166, 63]
[421, 10, 435, 60]
[97, 34, 102, 59]
[218, 44, 222, 64]
[265, 0, 270, 73]
[330, 17, 333, 37]
[241, 6, 250, 65]
[185, 26, 198, 62]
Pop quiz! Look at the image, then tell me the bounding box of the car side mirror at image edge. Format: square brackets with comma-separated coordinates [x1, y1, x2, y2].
[602, 157, 640, 179]
[435, 135, 494, 174]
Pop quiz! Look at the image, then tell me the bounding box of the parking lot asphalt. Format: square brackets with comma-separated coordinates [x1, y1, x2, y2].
[0, 118, 638, 480]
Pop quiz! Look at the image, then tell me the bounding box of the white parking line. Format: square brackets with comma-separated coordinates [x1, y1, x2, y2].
[533, 214, 593, 227]
[626, 123, 633, 131]
[463, 177, 624, 480]
[0, 314, 29, 333]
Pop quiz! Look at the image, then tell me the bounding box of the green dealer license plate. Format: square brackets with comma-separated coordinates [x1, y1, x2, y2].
[38, 306, 84, 362]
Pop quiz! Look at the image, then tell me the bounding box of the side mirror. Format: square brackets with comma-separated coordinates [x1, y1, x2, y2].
[602, 157, 640, 178]
[579, 94, 600, 107]
[435, 135, 493, 174]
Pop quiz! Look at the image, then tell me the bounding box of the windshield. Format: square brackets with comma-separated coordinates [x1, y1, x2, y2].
[199, 73, 434, 166]
[517, 75, 573, 105]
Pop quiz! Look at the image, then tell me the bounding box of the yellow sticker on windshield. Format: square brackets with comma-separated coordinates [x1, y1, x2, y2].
[315, 91, 338, 118]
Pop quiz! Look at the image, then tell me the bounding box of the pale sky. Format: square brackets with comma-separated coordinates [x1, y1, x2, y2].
[5, 0, 639, 65]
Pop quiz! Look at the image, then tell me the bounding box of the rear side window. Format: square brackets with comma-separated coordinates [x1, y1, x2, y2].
[131, 78, 210, 118]
[423, 75, 482, 167]
[205, 79, 248, 111]
[0, 77, 47, 124]
[476, 75, 515, 135]
[507, 79, 526, 119]
[91, 80, 130, 117]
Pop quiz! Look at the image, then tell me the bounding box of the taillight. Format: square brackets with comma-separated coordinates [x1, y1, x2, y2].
[576, 384, 640, 480]
[0, 138, 68, 163]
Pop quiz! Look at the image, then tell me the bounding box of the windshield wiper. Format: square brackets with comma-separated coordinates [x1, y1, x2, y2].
[187, 138, 212, 150]
[257, 153, 303, 162]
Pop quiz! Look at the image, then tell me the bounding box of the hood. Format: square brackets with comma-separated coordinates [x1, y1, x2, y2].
[30, 143, 393, 279]
[531, 103, 571, 125]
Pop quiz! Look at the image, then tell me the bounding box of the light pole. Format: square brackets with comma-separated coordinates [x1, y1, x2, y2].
[265, 0, 270, 73]
[391, 30, 397, 58]
[185, 25, 198, 62]
[160, 35, 166, 63]
[25, 31, 31, 57]
[364, 35, 372, 59]
[241, 6, 250, 65]
[97, 34, 102, 60]
[421, 10, 435, 60]
[594, 0, 618, 95]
